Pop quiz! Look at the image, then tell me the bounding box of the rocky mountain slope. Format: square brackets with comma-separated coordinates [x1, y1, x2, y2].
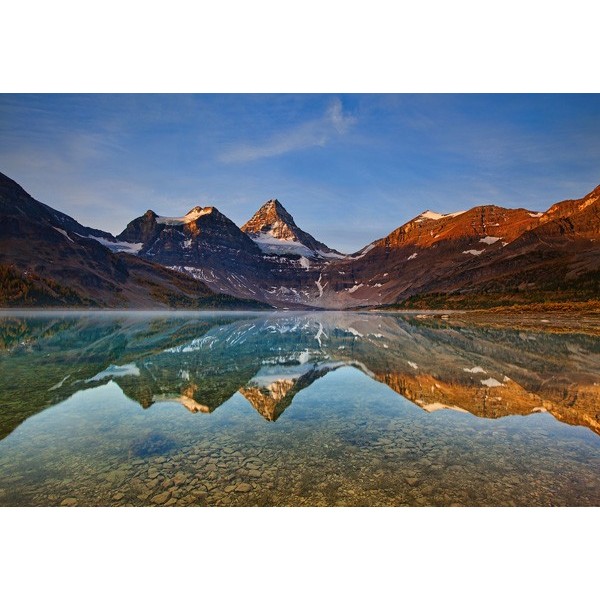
[115, 183, 599, 309]
[1, 169, 598, 309]
[114, 198, 347, 306]
[0, 172, 266, 309]
[316, 185, 600, 308]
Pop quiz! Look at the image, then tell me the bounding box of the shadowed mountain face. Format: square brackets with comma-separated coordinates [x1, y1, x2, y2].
[0, 173, 268, 309]
[1, 311, 598, 440]
[114, 198, 347, 307]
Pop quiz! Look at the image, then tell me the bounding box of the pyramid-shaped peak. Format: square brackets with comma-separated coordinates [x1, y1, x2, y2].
[260, 198, 293, 218]
[242, 198, 298, 238]
[241, 198, 344, 257]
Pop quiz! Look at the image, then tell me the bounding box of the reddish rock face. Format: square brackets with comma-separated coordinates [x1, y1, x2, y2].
[316, 187, 600, 308]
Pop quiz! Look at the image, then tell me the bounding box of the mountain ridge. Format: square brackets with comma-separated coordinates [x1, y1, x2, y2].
[1, 170, 598, 309]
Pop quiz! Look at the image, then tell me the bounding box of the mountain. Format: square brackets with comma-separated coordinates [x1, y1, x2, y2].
[314, 186, 600, 308]
[0, 172, 267, 309]
[0, 171, 116, 242]
[1, 169, 598, 309]
[115, 199, 346, 307]
[241, 198, 345, 258]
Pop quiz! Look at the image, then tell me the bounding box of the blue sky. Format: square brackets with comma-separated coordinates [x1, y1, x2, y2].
[1, 94, 599, 253]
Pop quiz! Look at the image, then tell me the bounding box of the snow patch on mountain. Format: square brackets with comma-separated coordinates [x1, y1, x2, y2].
[251, 233, 315, 257]
[315, 274, 325, 298]
[156, 206, 212, 225]
[479, 236, 502, 245]
[298, 256, 311, 270]
[417, 209, 466, 221]
[348, 243, 375, 259]
[89, 236, 143, 254]
[52, 227, 74, 242]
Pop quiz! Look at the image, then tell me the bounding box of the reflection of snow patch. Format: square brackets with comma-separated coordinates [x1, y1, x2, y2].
[422, 402, 469, 414]
[463, 366, 486, 374]
[481, 377, 503, 387]
[298, 349, 310, 364]
[48, 375, 70, 391]
[463, 249, 484, 256]
[347, 283, 363, 293]
[87, 363, 140, 382]
[314, 322, 327, 348]
[407, 252, 418, 261]
[347, 327, 363, 338]
[408, 361, 418, 370]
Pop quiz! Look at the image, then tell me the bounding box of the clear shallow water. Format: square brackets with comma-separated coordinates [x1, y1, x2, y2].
[0, 310, 599, 506]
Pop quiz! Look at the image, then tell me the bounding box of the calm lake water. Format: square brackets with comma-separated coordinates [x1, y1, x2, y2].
[0, 310, 599, 506]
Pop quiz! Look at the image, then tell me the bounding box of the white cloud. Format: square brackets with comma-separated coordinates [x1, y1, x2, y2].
[219, 98, 356, 163]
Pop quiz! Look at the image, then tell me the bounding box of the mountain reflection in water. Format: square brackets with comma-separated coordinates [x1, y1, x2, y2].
[0, 311, 599, 507]
[1, 311, 598, 436]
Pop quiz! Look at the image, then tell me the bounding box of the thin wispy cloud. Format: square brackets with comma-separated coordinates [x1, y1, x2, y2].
[219, 98, 356, 163]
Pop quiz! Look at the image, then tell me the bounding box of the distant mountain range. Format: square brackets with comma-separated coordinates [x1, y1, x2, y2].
[1, 170, 598, 308]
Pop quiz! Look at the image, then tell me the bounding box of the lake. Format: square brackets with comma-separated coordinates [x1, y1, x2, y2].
[0, 310, 599, 506]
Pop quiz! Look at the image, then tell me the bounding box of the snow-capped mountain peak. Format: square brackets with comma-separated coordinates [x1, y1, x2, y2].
[242, 198, 345, 259]
[156, 206, 214, 225]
